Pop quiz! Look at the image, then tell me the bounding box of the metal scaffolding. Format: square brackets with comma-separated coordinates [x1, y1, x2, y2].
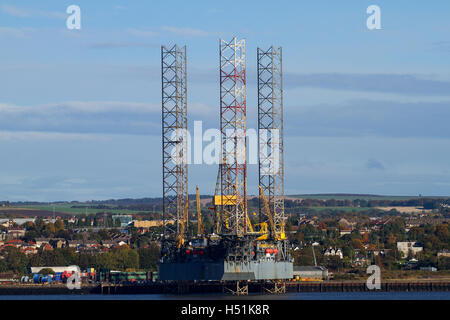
[161, 45, 188, 238]
[219, 37, 247, 236]
[158, 40, 293, 282]
[257, 46, 285, 232]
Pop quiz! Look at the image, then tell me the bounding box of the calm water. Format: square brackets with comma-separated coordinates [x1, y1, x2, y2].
[0, 292, 449, 300]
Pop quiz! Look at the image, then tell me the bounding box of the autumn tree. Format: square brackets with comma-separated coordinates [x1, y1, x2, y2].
[54, 219, 65, 232]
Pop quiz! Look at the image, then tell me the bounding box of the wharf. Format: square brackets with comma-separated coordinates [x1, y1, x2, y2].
[0, 280, 449, 295]
[99, 280, 450, 295]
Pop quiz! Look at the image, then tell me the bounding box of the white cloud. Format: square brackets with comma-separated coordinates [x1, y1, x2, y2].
[189, 102, 215, 115]
[56, 101, 159, 113]
[0, 4, 29, 17]
[0, 100, 213, 117]
[0, 101, 163, 135]
[0, 27, 34, 38]
[0, 101, 159, 115]
[0, 100, 217, 135]
[0, 175, 23, 186]
[89, 41, 159, 48]
[161, 26, 212, 37]
[0, 131, 111, 141]
[0, 4, 66, 19]
[127, 28, 159, 37]
[58, 178, 88, 187]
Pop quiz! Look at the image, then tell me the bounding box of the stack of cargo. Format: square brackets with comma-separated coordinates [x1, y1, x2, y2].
[32, 274, 53, 284]
[96, 270, 158, 283]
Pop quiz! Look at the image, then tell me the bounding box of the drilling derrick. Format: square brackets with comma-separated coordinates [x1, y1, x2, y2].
[218, 37, 247, 237]
[159, 40, 292, 282]
[160, 45, 188, 260]
[257, 46, 285, 241]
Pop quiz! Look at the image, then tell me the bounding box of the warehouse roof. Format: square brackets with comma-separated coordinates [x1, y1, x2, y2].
[294, 266, 327, 272]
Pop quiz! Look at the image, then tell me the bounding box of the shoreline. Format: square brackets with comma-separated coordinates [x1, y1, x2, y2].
[1, 280, 450, 295]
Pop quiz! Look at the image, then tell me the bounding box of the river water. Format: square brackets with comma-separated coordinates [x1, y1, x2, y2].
[0, 291, 449, 300]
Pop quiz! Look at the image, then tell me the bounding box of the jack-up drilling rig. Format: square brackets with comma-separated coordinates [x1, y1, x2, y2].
[159, 38, 293, 281]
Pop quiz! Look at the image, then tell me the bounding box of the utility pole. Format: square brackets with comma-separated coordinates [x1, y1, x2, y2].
[312, 245, 317, 267]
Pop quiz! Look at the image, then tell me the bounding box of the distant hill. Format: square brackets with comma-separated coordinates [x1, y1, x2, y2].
[5, 193, 449, 207]
[289, 194, 449, 200]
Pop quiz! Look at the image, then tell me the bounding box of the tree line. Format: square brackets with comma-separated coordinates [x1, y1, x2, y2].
[0, 245, 160, 275]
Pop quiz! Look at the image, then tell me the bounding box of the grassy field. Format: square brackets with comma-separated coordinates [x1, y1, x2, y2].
[288, 194, 449, 201]
[6, 193, 447, 217]
[297, 206, 375, 212]
[375, 206, 431, 213]
[292, 205, 437, 213]
[10, 205, 134, 215]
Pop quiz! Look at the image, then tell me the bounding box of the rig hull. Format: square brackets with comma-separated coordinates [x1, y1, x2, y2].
[159, 260, 293, 281]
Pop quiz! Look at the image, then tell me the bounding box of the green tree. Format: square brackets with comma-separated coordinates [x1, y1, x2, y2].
[24, 221, 35, 231]
[40, 250, 66, 266]
[60, 248, 77, 265]
[43, 222, 56, 237]
[2, 247, 29, 274]
[23, 230, 39, 242]
[39, 268, 55, 275]
[138, 246, 160, 270]
[111, 247, 139, 270]
[35, 218, 45, 234]
[0, 259, 7, 272]
[55, 219, 65, 232]
[77, 253, 96, 270]
[95, 252, 116, 270]
[351, 238, 364, 250]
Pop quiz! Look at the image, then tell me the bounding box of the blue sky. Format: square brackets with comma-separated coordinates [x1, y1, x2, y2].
[0, 0, 449, 201]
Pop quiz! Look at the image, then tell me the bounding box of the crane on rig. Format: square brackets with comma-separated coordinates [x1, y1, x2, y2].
[196, 186, 204, 236]
[176, 199, 189, 249]
[259, 186, 286, 241]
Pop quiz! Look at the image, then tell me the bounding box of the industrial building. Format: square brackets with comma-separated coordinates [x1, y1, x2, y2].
[293, 266, 329, 281]
[132, 220, 174, 228]
[30, 265, 81, 274]
[113, 215, 133, 228]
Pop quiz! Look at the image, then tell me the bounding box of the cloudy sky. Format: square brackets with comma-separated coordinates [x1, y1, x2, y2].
[1, 0, 449, 201]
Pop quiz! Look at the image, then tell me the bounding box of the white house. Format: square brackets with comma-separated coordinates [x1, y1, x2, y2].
[323, 247, 343, 259]
[397, 241, 423, 257]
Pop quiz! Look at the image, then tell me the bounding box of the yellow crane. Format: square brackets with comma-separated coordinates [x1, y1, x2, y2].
[196, 186, 204, 236]
[176, 199, 189, 249]
[244, 211, 269, 241]
[258, 186, 285, 241]
[245, 211, 254, 233]
[259, 186, 277, 240]
[212, 168, 225, 234]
